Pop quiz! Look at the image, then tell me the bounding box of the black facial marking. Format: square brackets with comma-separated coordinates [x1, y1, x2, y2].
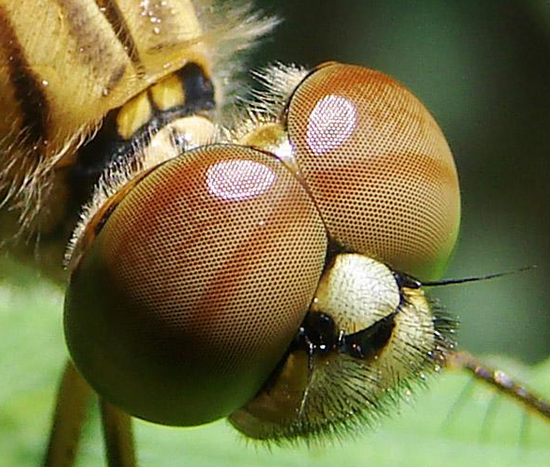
[291, 312, 339, 355]
[291, 309, 397, 362]
[339, 312, 396, 360]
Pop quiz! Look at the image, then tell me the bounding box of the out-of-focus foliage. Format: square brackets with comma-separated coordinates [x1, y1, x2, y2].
[0, 263, 550, 467]
[1, 258, 549, 466]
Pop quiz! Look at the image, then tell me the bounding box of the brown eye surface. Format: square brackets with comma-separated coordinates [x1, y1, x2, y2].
[287, 63, 460, 280]
[64, 145, 327, 426]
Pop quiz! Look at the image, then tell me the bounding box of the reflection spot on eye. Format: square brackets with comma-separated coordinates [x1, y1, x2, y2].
[206, 160, 277, 201]
[306, 94, 358, 155]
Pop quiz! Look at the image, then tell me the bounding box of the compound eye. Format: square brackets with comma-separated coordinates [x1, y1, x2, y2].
[64, 145, 327, 426]
[286, 63, 460, 280]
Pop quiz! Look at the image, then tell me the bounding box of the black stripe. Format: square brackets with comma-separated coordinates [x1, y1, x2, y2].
[95, 0, 144, 73]
[54, 0, 142, 81]
[0, 5, 49, 144]
[104, 63, 127, 96]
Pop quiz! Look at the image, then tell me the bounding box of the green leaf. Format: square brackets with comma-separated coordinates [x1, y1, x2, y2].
[1, 259, 549, 467]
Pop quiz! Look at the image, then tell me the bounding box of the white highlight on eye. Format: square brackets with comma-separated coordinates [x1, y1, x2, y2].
[306, 94, 358, 155]
[206, 160, 276, 201]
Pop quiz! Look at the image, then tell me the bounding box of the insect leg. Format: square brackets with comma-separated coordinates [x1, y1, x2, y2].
[446, 350, 550, 423]
[43, 361, 93, 467]
[100, 399, 136, 467]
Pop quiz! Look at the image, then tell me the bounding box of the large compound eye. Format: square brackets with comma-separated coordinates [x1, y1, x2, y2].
[64, 145, 327, 426]
[286, 63, 460, 280]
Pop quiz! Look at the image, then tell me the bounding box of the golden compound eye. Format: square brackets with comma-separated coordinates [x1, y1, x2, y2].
[286, 63, 461, 280]
[64, 144, 327, 426]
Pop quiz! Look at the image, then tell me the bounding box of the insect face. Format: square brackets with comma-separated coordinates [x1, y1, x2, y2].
[65, 144, 328, 426]
[229, 254, 450, 440]
[64, 62, 459, 438]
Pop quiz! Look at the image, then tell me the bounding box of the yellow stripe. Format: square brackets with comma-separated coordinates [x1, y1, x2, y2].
[149, 74, 186, 111]
[116, 92, 153, 140]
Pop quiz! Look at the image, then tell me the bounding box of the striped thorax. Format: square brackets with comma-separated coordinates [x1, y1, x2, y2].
[0, 0, 273, 279]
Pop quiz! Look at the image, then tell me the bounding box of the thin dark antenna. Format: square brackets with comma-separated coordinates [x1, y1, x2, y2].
[421, 266, 536, 287]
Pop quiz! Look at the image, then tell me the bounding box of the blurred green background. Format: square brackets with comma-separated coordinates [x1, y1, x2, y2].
[251, 0, 550, 363]
[1, 257, 549, 466]
[1, 0, 550, 466]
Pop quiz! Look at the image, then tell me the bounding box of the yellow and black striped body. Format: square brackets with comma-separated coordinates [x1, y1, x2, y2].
[68, 63, 216, 220]
[0, 0, 212, 182]
[0, 0, 268, 281]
